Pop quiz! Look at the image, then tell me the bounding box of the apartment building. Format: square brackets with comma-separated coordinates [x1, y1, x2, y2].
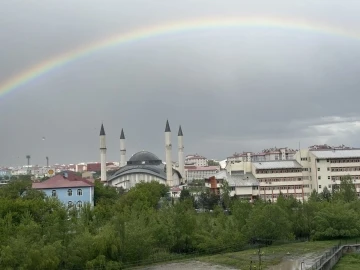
[186, 165, 220, 181]
[227, 147, 296, 164]
[295, 148, 360, 196]
[222, 157, 310, 202]
[185, 154, 208, 167]
[252, 161, 310, 202]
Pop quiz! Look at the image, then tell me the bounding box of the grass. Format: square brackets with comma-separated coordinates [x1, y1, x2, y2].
[333, 253, 360, 270]
[198, 240, 339, 269]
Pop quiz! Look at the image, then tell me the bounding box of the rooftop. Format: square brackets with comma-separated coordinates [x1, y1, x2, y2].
[311, 149, 360, 159]
[187, 166, 219, 171]
[252, 160, 302, 169]
[32, 171, 94, 189]
[212, 170, 259, 186]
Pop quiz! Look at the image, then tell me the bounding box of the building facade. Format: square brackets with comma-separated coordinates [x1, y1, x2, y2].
[295, 148, 360, 196]
[185, 154, 208, 167]
[32, 171, 94, 208]
[186, 165, 220, 181]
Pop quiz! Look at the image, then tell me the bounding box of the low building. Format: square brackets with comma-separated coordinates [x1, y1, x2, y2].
[32, 171, 94, 208]
[206, 170, 259, 201]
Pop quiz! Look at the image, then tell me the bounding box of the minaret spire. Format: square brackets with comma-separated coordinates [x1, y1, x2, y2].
[165, 120, 171, 132]
[100, 123, 107, 182]
[120, 128, 126, 167]
[178, 125, 185, 182]
[100, 123, 105, 136]
[165, 120, 173, 186]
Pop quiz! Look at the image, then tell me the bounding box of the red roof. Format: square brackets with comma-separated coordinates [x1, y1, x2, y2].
[86, 162, 114, 172]
[32, 171, 94, 189]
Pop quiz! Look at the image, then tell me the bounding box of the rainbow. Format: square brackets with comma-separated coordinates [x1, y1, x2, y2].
[0, 17, 359, 98]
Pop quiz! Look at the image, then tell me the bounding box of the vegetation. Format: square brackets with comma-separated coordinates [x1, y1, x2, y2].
[207, 160, 220, 166]
[333, 253, 360, 270]
[200, 240, 338, 269]
[0, 174, 359, 269]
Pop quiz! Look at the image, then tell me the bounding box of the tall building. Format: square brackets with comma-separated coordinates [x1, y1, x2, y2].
[295, 148, 360, 196]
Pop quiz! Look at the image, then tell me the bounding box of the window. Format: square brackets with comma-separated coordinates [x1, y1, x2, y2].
[77, 189, 82, 196]
[327, 167, 330, 171]
[326, 159, 329, 162]
[317, 159, 320, 163]
[328, 176, 330, 180]
[68, 189, 72, 196]
[319, 185, 322, 188]
[68, 201, 73, 207]
[318, 176, 321, 180]
[77, 201, 83, 208]
[318, 168, 320, 171]
[52, 190, 56, 197]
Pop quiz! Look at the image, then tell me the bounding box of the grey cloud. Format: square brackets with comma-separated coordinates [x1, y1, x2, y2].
[1, 1, 360, 165]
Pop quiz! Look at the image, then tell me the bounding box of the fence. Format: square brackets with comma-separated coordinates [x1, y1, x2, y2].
[306, 239, 360, 270]
[121, 238, 309, 269]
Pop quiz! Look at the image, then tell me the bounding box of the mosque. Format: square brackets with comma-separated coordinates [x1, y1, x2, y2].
[99, 120, 185, 190]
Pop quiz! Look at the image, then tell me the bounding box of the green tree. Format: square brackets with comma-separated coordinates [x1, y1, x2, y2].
[246, 204, 294, 241]
[220, 180, 231, 209]
[334, 175, 357, 202]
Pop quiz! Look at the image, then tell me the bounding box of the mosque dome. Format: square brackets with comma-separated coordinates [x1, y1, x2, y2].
[127, 151, 162, 165]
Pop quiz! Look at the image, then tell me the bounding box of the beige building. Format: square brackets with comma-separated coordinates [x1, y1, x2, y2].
[252, 161, 310, 202]
[294, 148, 360, 196]
[223, 158, 310, 202]
[185, 154, 208, 167]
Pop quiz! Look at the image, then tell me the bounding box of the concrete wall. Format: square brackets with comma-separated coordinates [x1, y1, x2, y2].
[314, 244, 360, 270]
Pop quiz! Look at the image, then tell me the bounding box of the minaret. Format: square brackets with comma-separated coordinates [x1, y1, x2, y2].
[178, 125, 185, 181]
[120, 128, 126, 167]
[165, 120, 173, 186]
[100, 124, 107, 182]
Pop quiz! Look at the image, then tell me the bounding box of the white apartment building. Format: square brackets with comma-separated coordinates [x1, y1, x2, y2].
[185, 154, 208, 167]
[222, 157, 310, 202]
[186, 165, 220, 181]
[227, 147, 296, 164]
[252, 161, 311, 202]
[295, 148, 360, 196]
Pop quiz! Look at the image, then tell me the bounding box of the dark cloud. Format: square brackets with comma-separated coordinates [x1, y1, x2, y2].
[1, 1, 360, 166]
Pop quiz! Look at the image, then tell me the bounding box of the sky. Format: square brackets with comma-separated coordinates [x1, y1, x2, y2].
[1, 0, 360, 166]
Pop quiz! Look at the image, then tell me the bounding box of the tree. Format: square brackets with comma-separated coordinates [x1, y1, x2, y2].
[334, 175, 357, 202]
[320, 187, 332, 202]
[179, 189, 191, 202]
[220, 180, 231, 209]
[246, 204, 294, 241]
[208, 160, 220, 166]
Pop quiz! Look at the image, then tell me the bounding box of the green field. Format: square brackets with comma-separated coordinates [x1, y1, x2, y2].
[333, 253, 360, 270]
[198, 240, 338, 269]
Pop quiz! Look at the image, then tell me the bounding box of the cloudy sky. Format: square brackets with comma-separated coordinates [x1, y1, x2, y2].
[1, 0, 360, 166]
